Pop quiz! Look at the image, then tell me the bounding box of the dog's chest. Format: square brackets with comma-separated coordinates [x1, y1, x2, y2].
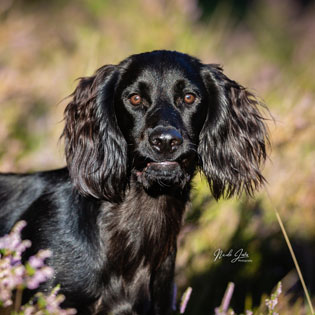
[99, 191, 184, 271]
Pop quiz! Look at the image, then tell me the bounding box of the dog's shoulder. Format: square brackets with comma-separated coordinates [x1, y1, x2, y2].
[0, 168, 71, 234]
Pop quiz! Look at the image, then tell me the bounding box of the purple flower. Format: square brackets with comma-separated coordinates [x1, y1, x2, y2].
[0, 221, 31, 261]
[222, 282, 235, 311]
[26, 266, 54, 290]
[180, 287, 192, 314]
[0, 221, 56, 309]
[214, 282, 235, 315]
[0, 222, 32, 306]
[26, 249, 53, 289]
[265, 282, 282, 314]
[1, 221, 77, 313]
[27, 250, 52, 269]
[21, 286, 77, 314]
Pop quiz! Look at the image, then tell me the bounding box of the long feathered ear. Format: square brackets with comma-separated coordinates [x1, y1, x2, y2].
[198, 64, 269, 200]
[62, 65, 127, 202]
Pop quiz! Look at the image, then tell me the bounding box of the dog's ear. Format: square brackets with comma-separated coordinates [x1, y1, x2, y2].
[63, 65, 127, 202]
[199, 64, 269, 199]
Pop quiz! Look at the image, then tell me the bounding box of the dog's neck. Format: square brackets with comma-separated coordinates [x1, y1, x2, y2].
[99, 179, 190, 277]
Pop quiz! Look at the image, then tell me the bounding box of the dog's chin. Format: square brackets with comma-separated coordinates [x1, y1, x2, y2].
[134, 161, 191, 191]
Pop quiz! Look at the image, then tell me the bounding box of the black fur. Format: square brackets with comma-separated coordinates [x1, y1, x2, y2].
[0, 50, 269, 314]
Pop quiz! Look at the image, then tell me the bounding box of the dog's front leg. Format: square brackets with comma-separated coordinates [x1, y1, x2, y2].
[149, 248, 177, 315]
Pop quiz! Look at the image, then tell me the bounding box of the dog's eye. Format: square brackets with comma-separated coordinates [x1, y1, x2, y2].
[129, 94, 142, 106]
[184, 93, 196, 104]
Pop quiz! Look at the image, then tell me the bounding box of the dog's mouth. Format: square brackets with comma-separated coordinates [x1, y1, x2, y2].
[133, 154, 195, 190]
[134, 156, 192, 175]
[136, 161, 179, 176]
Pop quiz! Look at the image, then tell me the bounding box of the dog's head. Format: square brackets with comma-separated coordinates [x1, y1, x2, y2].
[63, 50, 268, 202]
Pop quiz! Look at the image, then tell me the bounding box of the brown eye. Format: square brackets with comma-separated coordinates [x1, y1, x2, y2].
[129, 94, 142, 106]
[184, 93, 196, 104]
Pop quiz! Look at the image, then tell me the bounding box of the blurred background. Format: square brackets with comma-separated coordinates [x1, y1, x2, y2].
[0, 0, 314, 313]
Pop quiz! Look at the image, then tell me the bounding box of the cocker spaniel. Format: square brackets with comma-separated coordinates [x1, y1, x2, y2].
[0, 50, 268, 314]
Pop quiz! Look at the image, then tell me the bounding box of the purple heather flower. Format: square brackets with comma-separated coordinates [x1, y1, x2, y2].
[214, 282, 235, 315]
[21, 286, 77, 314]
[180, 287, 192, 314]
[0, 221, 31, 266]
[0, 222, 32, 307]
[26, 249, 53, 289]
[26, 266, 54, 289]
[0, 221, 55, 308]
[1, 221, 76, 313]
[265, 282, 282, 314]
[28, 251, 50, 269]
[222, 282, 235, 311]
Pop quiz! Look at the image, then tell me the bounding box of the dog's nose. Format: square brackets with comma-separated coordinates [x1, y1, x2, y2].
[149, 128, 183, 154]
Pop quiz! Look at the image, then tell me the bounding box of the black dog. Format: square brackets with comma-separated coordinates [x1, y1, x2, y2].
[0, 50, 268, 314]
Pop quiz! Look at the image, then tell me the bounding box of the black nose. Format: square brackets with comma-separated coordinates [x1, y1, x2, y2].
[149, 127, 183, 154]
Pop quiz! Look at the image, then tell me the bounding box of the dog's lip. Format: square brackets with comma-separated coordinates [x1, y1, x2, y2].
[147, 161, 179, 167]
[135, 161, 180, 176]
[145, 161, 180, 172]
[136, 161, 179, 177]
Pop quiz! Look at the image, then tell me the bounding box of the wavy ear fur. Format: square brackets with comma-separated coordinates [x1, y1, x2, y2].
[63, 65, 127, 202]
[199, 64, 269, 199]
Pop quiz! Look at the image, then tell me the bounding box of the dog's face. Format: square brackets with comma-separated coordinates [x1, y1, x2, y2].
[63, 50, 268, 201]
[114, 52, 208, 190]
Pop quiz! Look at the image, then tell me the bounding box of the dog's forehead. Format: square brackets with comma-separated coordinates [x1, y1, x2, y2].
[134, 66, 188, 86]
[119, 51, 202, 86]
